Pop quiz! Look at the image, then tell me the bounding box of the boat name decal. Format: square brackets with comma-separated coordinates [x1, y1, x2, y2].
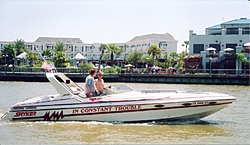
[72, 105, 142, 114]
[14, 111, 36, 117]
[192, 102, 209, 105]
[43, 110, 64, 121]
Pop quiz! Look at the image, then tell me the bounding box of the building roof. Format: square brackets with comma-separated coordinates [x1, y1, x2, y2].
[35, 37, 83, 44]
[128, 33, 177, 43]
[222, 18, 250, 25]
[207, 24, 222, 30]
[207, 18, 250, 30]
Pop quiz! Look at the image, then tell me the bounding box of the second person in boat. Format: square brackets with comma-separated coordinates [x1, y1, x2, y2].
[95, 71, 107, 95]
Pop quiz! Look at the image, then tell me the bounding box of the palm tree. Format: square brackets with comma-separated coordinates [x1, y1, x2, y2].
[54, 42, 68, 53]
[53, 51, 69, 67]
[182, 40, 189, 54]
[0, 44, 16, 66]
[26, 52, 38, 67]
[107, 44, 123, 66]
[147, 45, 162, 67]
[14, 39, 26, 55]
[235, 53, 246, 75]
[97, 44, 108, 72]
[163, 53, 169, 68]
[42, 49, 53, 59]
[52, 42, 69, 67]
[179, 51, 188, 60]
[169, 52, 179, 67]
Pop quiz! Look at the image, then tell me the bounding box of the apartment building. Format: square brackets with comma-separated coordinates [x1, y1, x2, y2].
[0, 33, 178, 62]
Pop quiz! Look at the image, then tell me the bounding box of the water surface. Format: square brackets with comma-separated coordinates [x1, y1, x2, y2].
[0, 82, 249, 144]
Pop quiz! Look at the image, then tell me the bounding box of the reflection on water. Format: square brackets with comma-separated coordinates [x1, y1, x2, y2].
[0, 82, 249, 144]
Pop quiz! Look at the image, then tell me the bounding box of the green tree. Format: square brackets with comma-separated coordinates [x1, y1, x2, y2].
[115, 46, 124, 59]
[236, 53, 246, 75]
[163, 53, 170, 68]
[42, 49, 53, 58]
[107, 44, 123, 66]
[0, 44, 16, 66]
[97, 44, 108, 72]
[54, 42, 68, 53]
[179, 51, 188, 60]
[169, 52, 179, 67]
[14, 39, 26, 56]
[177, 51, 187, 71]
[53, 51, 69, 67]
[182, 40, 189, 54]
[236, 53, 246, 62]
[52, 42, 69, 67]
[126, 51, 143, 67]
[147, 45, 162, 67]
[26, 52, 38, 67]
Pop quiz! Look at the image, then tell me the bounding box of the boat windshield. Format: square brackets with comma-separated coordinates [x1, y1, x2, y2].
[105, 84, 133, 94]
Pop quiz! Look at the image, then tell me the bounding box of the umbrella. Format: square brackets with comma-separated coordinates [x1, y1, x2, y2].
[206, 47, 216, 51]
[224, 48, 234, 51]
[16, 52, 27, 59]
[243, 42, 250, 47]
[125, 64, 134, 67]
[75, 53, 86, 60]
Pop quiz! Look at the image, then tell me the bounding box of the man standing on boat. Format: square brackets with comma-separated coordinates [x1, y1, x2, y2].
[95, 72, 107, 95]
[85, 68, 99, 97]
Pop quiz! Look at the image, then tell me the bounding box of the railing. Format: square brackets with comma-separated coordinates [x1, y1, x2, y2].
[0, 66, 249, 77]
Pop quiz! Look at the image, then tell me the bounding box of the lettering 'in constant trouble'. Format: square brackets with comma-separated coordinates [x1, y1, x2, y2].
[72, 105, 141, 114]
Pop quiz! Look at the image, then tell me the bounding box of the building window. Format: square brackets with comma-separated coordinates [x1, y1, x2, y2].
[242, 27, 250, 35]
[226, 44, 237, 53]
[193, 44, 204, 53]
[211, 32, 221, 35]
[226, 28, 238, 35]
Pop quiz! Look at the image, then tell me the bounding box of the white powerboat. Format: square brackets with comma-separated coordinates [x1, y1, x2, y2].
[1, 73, 235, 122]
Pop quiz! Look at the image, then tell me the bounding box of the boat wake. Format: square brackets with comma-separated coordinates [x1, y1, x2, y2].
[0, 119, 233, 126]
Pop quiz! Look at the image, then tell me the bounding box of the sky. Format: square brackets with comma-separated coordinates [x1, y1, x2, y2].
[0, 0, 249, 52]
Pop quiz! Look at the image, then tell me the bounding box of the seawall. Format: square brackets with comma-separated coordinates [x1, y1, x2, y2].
[0, 72, 249, 85]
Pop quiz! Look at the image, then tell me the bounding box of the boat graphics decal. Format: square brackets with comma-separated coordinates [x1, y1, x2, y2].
[43, 110, 64, 121]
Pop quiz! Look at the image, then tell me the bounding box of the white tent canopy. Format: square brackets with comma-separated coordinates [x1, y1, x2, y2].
[206, 47, 216, 51]
[224, 48, 234, 51]
[75, 53, 86, 60]
[125, 64, 134, 67]
[243, 42, 250, 47]
[16, 52, 27, 59]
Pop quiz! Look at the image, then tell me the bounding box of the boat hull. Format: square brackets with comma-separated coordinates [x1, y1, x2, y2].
[2, 100, 233, 122]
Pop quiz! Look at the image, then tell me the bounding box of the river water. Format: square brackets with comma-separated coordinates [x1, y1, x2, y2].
[0, 82, 249, 144]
